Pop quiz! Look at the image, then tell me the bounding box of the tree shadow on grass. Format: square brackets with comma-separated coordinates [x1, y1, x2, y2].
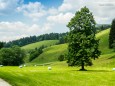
[86, 70, 112, 72]
[71, 69, 112, 72]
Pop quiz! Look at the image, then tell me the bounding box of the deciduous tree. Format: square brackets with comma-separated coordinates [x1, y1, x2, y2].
[67, 6, 101, 70]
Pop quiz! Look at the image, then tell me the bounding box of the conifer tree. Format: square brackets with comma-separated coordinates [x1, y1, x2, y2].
[109, 18, 115, 48]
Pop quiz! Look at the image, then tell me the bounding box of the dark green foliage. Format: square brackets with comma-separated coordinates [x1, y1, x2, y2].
[95, 24, 110, 33]
[67, 6, 101, 70]
[4, 33, 68, 47]
[0, 42, 4, 49]
[0, 46, 25, 66]
[109, 18, 115, 48]
[58, 55, 65, 61]
[29, 46, 45, 62]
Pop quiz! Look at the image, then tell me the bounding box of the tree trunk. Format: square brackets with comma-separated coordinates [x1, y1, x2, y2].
[81, 61, 84, 70]
[80, 61, 86, 71]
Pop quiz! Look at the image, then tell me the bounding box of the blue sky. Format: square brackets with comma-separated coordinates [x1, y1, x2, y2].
[0, 0, 115, 42]
[24, 0, 63, 8]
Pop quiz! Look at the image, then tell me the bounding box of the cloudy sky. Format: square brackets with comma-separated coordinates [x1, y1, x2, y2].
[0, 0, 115, 42]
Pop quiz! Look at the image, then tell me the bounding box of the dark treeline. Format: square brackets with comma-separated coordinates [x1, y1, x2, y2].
[3, 24, 110, 48]
[95, 24, 111, 33]
[4, 33, 68, 47]
[29, 46, 45, 62]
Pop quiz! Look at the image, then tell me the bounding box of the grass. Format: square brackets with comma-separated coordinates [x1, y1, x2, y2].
[22, 40, 59, 50]
[30, 29, 113, 64]
[1, 55, 115, 86]
[1, 52, 115, 86]
[0, 29, 115, 86]
[96, 29, 113, 54]
[31, 44, 68, 64]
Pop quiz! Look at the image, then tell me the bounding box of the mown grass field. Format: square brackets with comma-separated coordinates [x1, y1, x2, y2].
[0, 29, 115, 86]
[0, 54, 115, 86]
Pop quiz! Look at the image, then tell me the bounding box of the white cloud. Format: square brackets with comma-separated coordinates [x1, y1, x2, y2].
[58, 0, 84, 12]
[0, 0, 115, 42]
[57, 0, 115, 24]
[17, 2, 46, 21]
[0, 0, 23, 15]
[47, 13, 74, 24]
[0, 21, 53, 42]
[48, 8, 58, 15]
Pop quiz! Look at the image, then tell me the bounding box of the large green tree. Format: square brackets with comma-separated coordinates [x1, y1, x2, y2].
[67, 6, 101, 70]
[109, 18, 115, 48]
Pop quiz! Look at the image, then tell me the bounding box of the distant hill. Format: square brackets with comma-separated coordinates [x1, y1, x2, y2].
[4, 33, 67, 47]
[22, 40, 59, 50]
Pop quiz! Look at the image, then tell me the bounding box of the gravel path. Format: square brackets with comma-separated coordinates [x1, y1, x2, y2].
[0, 78, 11, 86]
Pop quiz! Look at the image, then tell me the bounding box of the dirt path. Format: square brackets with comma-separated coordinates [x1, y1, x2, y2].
[0, 78, 11, 86]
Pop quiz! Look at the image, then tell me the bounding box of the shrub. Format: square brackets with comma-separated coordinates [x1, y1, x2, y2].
[0, 46, 25, 66]
[58, 55, 65, 61]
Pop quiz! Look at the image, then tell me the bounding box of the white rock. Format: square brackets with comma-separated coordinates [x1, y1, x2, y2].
[112, 68, 115, 71]
[48, 67, 52, 70]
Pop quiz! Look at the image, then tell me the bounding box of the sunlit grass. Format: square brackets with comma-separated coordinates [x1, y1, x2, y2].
[22, 40, 59, 50]
[31, 44, 68, 64]
[1, 58, 115, 86]
[0, 29, 114, 86]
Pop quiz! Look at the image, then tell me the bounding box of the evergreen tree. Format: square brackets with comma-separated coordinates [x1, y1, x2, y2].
[0, 42, 4, 49]
[109, 18, 115, 48]
[67, 6, 101, 70]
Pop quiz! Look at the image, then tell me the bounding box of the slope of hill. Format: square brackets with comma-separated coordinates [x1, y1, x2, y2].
[96, 29, 113, 54]
[22, 40, 59, 50]
[1, 29, 115, 86]
[25, 29, 114, 65]
[31, 44, 68, 64]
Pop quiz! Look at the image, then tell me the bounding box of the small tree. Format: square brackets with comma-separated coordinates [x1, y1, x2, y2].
[67, 6, 101, 70]
[58, 55, 65, 61]
[109, 18, 115, 48]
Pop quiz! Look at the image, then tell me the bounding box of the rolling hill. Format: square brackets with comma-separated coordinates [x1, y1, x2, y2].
[96, 29, 113, 54]
[27, 29, 113, 64]
[22, 40, 59, 50]
[31, 44, 68, 64]
[0, 29, 115, 86]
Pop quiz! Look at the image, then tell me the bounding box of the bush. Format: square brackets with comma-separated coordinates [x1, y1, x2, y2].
[29, 46, 44, 62]
[58, 55, 65, 61]
[0, 46, 25, 66]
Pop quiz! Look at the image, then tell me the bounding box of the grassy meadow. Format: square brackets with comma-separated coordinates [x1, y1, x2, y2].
[0, 57, 115, 86]
[0, 29, 115, 86]
[22, 40, 59, 50]
[31, 44, 68, 64]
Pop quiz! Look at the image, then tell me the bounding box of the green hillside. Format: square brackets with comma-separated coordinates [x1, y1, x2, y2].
[31, 44, 68, 64]
[22, 40, 59, 50]
[96, 29, 113, 54]
[28, 29, 113, 64]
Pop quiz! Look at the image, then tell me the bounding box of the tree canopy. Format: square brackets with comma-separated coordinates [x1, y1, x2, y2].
[109, 18, 115, 48]
[67, 6, 101, 70]
[0, 46, 25, 66]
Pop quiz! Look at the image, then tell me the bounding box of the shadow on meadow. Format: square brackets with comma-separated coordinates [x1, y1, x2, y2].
[71, 69, 112, 72]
